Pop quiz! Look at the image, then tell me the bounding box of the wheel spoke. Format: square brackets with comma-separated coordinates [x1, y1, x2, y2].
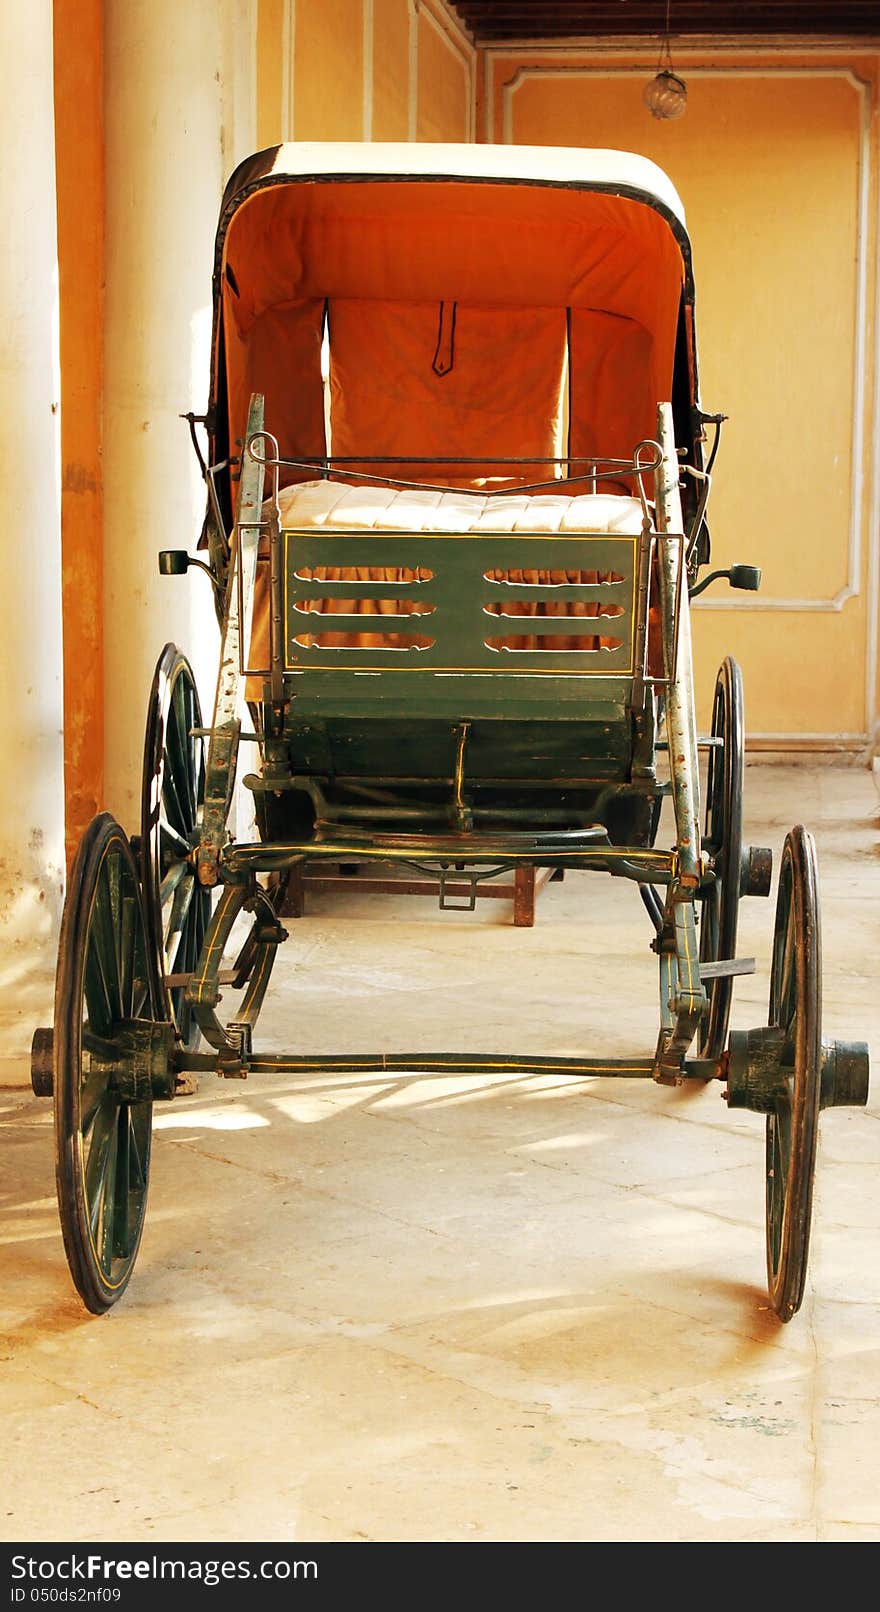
[164, 697, 197, 838]
[162, 756, 191, 842]
[80, 1063, 108, 1137]
[776, 1100, 792, 1182]
[767, 1117, 784, 1266]
[172, 678, 198, 828]
[107, 852, 127, 1018]
[119, 893, 136, 1018]
[160, 858, 189, 907]
[130, 978, 150, 1021]
[85, 1099, 116, 1230]
[84, 929, 114, 1035]
[160, 819, 192, 863]
[99, 1117, 119, 1273]
[92, 869, 123, 1022]
[779, 909, 796, 1035]
[164, 875, 195, 974]
[128, 1112, 146, 1188]
[113, 1107, 131, 1260]
[130, 912, 151, 1019]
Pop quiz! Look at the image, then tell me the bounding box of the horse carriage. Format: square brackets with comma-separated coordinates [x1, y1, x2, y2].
[31, 143, 869, 1317]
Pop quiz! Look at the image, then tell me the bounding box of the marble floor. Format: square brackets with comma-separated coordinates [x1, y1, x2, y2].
[1, 764, 878, 1542]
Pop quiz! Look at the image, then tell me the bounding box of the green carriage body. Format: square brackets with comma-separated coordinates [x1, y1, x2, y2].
[273, 521, 654, 847]
[202, 142, 706, 858]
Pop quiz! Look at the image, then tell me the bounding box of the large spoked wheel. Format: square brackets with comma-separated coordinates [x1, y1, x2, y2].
[54, 814, 165, 1313]
[765, 826, 822, 1322]
[141, 644, 211, 1047]
[699, 656, 744, 1059]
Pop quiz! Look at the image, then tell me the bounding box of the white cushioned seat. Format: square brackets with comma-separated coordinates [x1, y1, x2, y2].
[276, 479, 645, 535]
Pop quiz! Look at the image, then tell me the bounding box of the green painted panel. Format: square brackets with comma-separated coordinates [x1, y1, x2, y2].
[283, 528, 639, 677]
[282, 669, 629, 721]
[286, 715, 631, 782]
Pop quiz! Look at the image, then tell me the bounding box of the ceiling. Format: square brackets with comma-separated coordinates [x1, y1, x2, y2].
[448, 3, 880, 43]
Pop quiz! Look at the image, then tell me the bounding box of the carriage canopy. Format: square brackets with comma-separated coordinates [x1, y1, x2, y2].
[210, 142, 698, 515]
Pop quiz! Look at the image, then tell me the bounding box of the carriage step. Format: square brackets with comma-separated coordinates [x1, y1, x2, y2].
[698, 957, 756, 980]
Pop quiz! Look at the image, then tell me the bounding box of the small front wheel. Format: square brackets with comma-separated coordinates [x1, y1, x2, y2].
[141, 644, 211, 1047]
[698, 656, 744, 1059]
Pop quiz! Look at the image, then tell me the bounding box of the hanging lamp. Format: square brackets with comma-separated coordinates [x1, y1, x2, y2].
[644, 1, 687, 120]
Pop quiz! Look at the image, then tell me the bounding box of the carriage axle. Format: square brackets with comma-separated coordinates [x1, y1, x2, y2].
[33, 1022, 870, 1107]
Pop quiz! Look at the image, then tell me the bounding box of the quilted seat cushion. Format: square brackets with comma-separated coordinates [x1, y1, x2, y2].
[276, 478, 645, 535]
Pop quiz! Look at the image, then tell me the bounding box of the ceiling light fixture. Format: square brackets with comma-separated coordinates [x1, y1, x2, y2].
[643, 0, 687, 121]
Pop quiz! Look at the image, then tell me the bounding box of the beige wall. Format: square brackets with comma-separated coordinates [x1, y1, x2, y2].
[257, 0, 475, 147]
[486, 44, 880, 745]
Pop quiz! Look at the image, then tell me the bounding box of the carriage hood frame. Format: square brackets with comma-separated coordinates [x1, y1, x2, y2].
[205, 142, 703, 534]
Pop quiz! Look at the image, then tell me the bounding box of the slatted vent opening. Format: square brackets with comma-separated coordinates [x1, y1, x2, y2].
[291, 630, 435, 651]
[293, 598, 436, 616]
[484, 567, 624, 586]
[483, 601, 625, 619]
[485, 633, 624, 654]
[293, 564, 434, 583]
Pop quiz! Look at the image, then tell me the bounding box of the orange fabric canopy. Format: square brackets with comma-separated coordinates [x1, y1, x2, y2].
[220, 172, 687, 488]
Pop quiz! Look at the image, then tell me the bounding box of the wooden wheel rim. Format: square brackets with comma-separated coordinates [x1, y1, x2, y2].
[766, 826, 822, 1321]
[141, 644, 210, 1046]
[698, 655, 744, 1059]
[54, 815, 155, 1311]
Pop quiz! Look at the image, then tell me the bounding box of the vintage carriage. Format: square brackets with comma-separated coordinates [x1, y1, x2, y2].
[31, 143, 870, 1318]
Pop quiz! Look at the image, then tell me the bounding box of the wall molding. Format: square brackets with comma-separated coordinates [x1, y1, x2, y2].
[494, 60, 876, 628]
[429, 0, 477, 59]
[281, 2, 478, 148]
[868, 88, 880, 738]
[363, 0, 374, 140]
[408, 0, 418, 139]
[281, 0, 294, 139]
[408, 0, 477, 143]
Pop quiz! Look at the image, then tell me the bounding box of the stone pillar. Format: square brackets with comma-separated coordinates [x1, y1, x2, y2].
[103, 1, 257, 825]
[0, 4, 66, 1081]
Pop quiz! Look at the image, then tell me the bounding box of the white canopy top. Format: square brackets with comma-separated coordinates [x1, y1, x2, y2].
[257, 141, 687, 229]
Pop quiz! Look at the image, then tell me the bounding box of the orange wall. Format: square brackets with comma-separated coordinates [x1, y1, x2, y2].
[53, 0, 105, 859]
[257, 0, 475, 146]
